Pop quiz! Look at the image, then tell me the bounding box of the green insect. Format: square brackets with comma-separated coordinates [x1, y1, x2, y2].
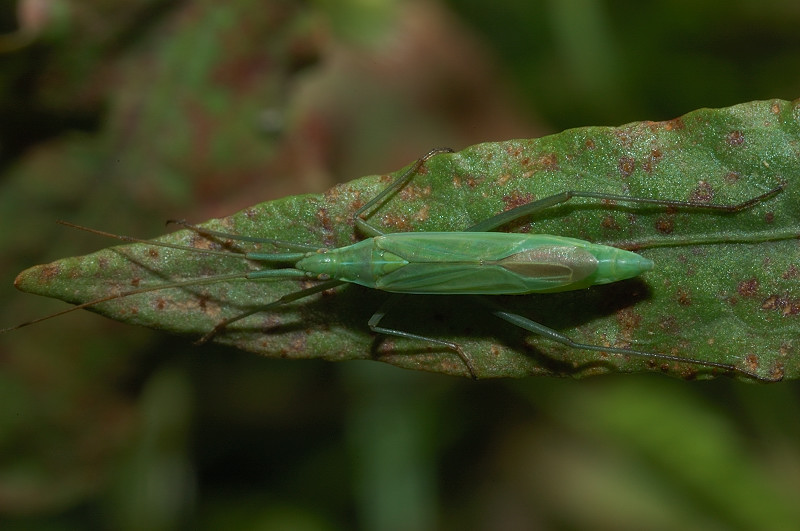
[3, 148, 785, 381]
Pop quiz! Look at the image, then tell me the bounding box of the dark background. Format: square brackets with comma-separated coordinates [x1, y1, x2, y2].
[1, 1, 799, 529]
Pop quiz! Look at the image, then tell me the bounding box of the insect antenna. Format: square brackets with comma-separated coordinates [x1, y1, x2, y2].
[0, 272, 252, 334]
[57, 220, 252, 258]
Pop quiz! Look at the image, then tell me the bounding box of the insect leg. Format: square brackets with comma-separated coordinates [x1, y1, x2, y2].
[196, 279, 345, 344]
[466, 184, 785, 232]
[355, 148, 454, 237]
[476, 297, 781, 382]
[368, 295, 478, 379]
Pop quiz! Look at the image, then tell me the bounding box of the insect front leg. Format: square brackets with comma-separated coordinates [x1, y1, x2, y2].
[196, 279, 344, 344]
[368, 294, 478, 379]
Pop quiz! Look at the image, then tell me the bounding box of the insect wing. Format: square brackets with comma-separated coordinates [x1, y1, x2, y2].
[373, 232, 599, 294]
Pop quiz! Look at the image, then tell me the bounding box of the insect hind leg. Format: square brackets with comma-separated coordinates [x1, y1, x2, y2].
[466, 184, 785, 233]
[476, 296, 781, 382]
[368, 295, 478, 379]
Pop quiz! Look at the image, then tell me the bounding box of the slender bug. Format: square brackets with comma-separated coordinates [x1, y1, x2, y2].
[2, 148, 785, 381]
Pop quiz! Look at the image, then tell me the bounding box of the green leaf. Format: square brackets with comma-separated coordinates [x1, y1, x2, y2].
[11, 99, 800, 381]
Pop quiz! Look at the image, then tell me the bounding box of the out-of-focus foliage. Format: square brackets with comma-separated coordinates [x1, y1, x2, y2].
[1, 0, 800, 529]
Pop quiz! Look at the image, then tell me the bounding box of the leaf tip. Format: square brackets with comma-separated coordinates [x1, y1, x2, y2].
[14, 262, 62, 295]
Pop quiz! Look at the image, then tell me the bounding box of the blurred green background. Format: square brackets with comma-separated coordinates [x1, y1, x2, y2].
[1, 0, 800, 529]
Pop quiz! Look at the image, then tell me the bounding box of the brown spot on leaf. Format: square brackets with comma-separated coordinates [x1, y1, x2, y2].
[506, 145, 523, 158]
[503, 190, 534, 211]
[131, 277, 141, 288]
[761, 294, 800, 316]
[399, 184, 431, 201]
[325, 185, 343, 202]
[769, 364, 786, 381]
[349, 197, 365, 216]
[782, 265, 799, 279]
[317, 207, 333, 235]
[676, 288, 692, 306]
[737, 278, 760, 297]
[381, 214, 410, 231]
[190, 235, 215, 251]
[289, 335, 308, 355]
[156, 298, 166, 310]
[36, 263, 61, 283]
[376, 337, 396, 356]
[148, 248, 159, 259]
[761, 295, 778, 310]
[601, 215, 620, 230]
[585, 139, 596, 150]
[536, 153, 559, 171]
[654, 361, 672, 374]
[779, 302, 798, 317]
[414, 205, 430, 222]
[642, 149, 663, 173]
[689, 181, 714, 203]
[618, 156, 635, 177]
[780, 342, 792, 357]
[764, 211, 775, 224]
[655, 216, 674, 234]
[616, 308, 642, 337]
[220, 217, 236, 231]
[664, 118, 685, 131]
[615, 130, 632, 147]
[723, 171, 741, 184]
[659, 315, 678, 333]
[599, 197, 619, 207]
[726, 130, 745, 146]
